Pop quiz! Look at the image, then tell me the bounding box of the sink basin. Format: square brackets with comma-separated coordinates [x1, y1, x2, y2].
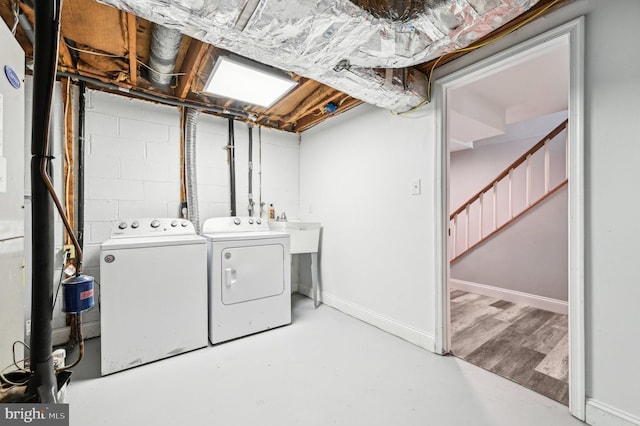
[269, 221, 321, 254]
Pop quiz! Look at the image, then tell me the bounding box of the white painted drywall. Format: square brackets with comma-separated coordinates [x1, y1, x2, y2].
[301, 1, 640, 421]
[449, 112, 568, 301]
[449, 111, 567, 211]
[581, 2, 640, 421]
[299, 104, 436, 347]
[452, 186, 568, 301]
[430, 0, 640, 421]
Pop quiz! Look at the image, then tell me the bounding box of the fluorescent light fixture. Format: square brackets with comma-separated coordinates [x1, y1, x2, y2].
[203, 56, 297, 108]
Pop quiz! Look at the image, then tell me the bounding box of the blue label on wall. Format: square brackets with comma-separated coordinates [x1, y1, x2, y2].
[4, 65, 21, 89]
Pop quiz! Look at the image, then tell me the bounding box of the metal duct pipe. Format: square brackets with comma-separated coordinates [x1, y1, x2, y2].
[184, 108, 200, 233]
[247, 125, 254, 217]
[148, 24, 183, 88]
[17, 12, 35, 45]
[57, 71, 254, 121]
[27, 0, 62, 403]
[228, 119, 237, 217]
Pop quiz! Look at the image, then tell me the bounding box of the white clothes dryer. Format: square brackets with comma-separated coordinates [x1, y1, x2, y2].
[100, 218, 208, 375]
[203, 217, 291, 344]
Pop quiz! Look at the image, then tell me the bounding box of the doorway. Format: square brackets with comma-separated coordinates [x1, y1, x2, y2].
[432, 19, 585, 420]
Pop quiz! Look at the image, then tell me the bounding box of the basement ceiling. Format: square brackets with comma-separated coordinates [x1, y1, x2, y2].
[0, 0, 568, 133]
[449, 37, 569, 151]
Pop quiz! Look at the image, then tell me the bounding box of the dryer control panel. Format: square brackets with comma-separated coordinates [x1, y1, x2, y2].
[202, 216, 268, 234]
[109, 218, 196, 238]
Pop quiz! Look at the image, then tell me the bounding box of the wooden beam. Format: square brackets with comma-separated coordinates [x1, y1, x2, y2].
[282, 85, 339, 123]
[127, 13, 137, 86]
[60, 78, 74, 247]
[57, 31, 75, 70]
[175, 40, 210, 99]
[294, 96, 362, 132]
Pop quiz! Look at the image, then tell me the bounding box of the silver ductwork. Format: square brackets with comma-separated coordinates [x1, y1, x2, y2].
[185, 108, 200, 233]
[148, 23, 183, 88]
[98, 0, 540, 111]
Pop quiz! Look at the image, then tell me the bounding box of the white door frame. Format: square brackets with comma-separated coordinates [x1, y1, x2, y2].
[432, 18, 585, 420]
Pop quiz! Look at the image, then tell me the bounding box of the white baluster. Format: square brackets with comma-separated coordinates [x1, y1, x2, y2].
[465, 205, 470, 251]
[508, 169, 514, 219]
[493, 181, 498, 231]
[452, 216, 457, 258]
[525, 154, 531, 207]
[479, 192, 484, 240]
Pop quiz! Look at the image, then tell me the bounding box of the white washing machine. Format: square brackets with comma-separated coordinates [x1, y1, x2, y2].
[100, 218, 208, 375]
[203, 216, 291, 344]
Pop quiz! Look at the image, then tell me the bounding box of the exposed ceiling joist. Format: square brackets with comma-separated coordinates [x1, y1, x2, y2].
[127, 13, 137, 85]
[0, 0, 571, 133]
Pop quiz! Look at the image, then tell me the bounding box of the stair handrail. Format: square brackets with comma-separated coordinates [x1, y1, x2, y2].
[450, 119, 568, 220]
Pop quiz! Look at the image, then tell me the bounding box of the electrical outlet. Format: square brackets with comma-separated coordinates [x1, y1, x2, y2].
[63, 244, 75, 259]
[26, 319, 31, 336]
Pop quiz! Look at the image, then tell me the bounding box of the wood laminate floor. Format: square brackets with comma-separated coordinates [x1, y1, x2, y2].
[450, 290, 569, 405]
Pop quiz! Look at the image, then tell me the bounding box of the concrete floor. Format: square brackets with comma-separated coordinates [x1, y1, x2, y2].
[67, 294, 584, 426]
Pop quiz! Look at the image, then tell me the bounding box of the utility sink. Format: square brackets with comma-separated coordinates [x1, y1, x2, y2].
[269, 221, 321, 254]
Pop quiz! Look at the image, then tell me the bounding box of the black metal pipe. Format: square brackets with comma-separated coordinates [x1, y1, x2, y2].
[77, 82, 86, 249]
[57, 71, 253, 121]
[247, 125, 254, 217]
[228, 119, 236, 217]
[27, 0, 62, 403]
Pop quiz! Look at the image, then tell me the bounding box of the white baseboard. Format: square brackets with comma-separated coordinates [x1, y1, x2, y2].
[450, 278, 568, 315]
[297, 286, 435, 352]
[586, 399, 640, 426]
[52, 321, 101, 346]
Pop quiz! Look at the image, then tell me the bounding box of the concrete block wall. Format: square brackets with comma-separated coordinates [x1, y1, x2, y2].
[23, 78, 299, 336]
[82, 90, 182, 290]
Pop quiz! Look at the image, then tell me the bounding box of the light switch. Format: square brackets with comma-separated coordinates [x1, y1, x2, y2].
[410, 178, 421, 195]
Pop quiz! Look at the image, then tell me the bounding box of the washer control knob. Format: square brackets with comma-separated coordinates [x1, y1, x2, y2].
[234, 218, 241, 225]
[248, 218, 254, 224]
[171, 220, 178, 227]
[256, 218, 262, 225]
[118, 221, 128, 230]
[151, 219, 161, 228]
[131, 221, 140, 229]
[181, 221, 188, 227]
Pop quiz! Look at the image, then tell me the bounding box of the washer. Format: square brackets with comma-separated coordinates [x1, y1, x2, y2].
[100, 218, 208, 375]
[203, 216, 291, 344]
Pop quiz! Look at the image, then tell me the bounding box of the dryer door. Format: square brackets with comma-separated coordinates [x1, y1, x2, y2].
[220, 244, 285, 305]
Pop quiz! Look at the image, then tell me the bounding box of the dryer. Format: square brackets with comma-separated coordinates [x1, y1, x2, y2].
[203, 217, 291, 344]
[100, 218, 208, 375]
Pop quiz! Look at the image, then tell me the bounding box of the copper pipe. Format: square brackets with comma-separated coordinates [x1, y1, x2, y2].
[39, 137, 83, 274]
[56, 315, 85, 371]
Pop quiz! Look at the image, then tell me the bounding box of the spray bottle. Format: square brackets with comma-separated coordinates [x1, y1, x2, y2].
[268, 204, 276, 222]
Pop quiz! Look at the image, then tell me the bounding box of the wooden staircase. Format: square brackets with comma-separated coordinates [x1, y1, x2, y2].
[450, 119, 568, 262]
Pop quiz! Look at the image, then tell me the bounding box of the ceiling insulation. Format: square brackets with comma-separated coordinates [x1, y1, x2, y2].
[96, 0, 540, 113]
